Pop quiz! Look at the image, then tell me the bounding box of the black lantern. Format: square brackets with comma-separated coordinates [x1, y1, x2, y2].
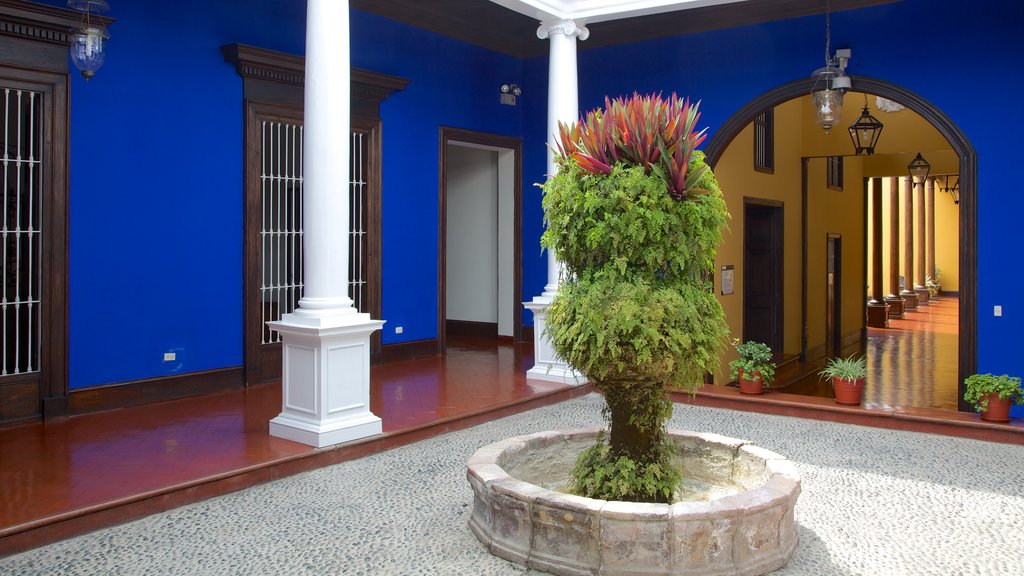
[848, 98, 884, 155]
[907, 152, 931, 185]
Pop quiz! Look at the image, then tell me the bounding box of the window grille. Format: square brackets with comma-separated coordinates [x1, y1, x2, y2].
[2, 88, 42, 376]
[754, 108, 774, 173]
[827, 155, 844, 190]
[260, 120, 304, 344]
[260, 123, 369, 344]
[349, 130, 368, 313]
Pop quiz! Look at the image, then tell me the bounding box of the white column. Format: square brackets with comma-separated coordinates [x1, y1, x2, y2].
[524, 19, 589, 385]
[268, 0, 384, 448]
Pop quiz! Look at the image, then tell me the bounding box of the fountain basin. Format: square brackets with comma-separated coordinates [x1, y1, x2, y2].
[466, 427, 799, 576]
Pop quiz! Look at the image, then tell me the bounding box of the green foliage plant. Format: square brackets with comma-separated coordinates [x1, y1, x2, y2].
[543, 92, 730, 504]
[818, 354, 867, 383]
[727, 340, 776, 385]
[963, 373, 1024, 412]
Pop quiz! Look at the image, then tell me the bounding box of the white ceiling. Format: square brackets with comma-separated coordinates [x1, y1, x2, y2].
[487, 0, 751, 24]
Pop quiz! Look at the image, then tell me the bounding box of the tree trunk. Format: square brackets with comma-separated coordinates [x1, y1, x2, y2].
[601, 376, 667, 464]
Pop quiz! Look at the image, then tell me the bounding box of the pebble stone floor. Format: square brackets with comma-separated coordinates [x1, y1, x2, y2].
[3, 393, 1023, 576]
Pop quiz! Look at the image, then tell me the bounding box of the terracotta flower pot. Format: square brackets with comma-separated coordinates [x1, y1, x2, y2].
[980, 393, 1012, 423]
[832, 376, 864, 406]
[738, 369, 764, 395]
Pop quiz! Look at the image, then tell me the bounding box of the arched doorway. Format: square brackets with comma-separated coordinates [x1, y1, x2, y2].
[705, 76, 976, 411]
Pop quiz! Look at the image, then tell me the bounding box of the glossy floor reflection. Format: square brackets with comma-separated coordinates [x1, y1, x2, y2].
[775, 295, 959, 410]
[0, 336, 571, 547]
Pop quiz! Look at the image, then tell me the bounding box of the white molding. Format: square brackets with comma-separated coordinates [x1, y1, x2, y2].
[269, 313, 385, 448]
[492, 0, 747, 25]
[523, 299, 587, 386]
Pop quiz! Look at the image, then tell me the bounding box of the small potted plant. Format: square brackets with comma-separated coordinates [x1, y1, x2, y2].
[728, 340, 776, 395]
[819, 354, 867, 405]
[963, 373, 1024, 423]
[926, 266, 942, 296]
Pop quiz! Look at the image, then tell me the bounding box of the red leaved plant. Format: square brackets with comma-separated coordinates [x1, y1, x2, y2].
[553, 92, 709, 200]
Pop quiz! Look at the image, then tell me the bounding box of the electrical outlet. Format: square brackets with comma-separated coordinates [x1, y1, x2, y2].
[994, 305, 1002, 317]
[395, 326, 403, 334]
[163, 352, 176, 362]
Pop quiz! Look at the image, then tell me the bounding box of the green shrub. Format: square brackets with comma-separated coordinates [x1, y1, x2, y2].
[541, 93, 729, 503]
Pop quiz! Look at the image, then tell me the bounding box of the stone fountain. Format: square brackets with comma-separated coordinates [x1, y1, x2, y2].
[467, 427, 799, 576]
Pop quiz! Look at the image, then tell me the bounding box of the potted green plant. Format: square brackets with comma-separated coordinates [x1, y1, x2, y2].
[819, 354, 867, 405]
[542, 93, 729, 503]
[963, 373, 1024, 423]
[728, 340, 776, 395]
[926, 266, 942, 296]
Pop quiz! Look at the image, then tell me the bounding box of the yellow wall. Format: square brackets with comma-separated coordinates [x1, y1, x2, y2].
[714, 98, 805, 376]
[804, 154, 866, 354]
[712, 91, 960, 377]
[865, 177, 960, 295]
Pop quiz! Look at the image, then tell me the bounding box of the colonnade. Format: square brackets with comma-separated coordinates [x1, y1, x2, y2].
[866, 175, 940, 328]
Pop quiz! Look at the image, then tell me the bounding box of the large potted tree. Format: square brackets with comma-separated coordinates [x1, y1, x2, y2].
[542, 93, 730, 503]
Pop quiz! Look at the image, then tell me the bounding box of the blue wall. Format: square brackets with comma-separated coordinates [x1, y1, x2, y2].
[57, 1, 523, 388]
[568, 0, 1024, 414]
[349, 11, 524, 344]
[47, 0, 1024, 416]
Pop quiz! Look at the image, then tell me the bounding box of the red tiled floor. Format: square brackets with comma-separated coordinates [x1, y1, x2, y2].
[0, 336, 580, 554]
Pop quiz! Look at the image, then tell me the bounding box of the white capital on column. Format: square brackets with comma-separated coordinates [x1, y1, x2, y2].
[524, 18, 588, 386]
[269, 0, 384, 448]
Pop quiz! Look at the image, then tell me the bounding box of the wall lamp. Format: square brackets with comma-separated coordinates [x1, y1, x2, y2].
[940, 175, 960, 205]
[68, 0, 110, 80]
[500, 83, 521, 106]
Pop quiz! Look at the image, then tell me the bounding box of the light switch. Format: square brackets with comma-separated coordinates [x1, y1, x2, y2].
[994, 305, 1002, 317]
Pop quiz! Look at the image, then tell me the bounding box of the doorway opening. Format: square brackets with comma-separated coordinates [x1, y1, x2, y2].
[743, 200, 784, 354]
[706, 76, 975, 411]
[438, 128, 522, 349]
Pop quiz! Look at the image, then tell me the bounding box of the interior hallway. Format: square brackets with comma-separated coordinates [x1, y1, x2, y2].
[771, 295, 959, 411]
[2, 306, 1020, 557]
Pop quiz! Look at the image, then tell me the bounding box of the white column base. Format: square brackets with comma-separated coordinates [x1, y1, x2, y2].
[524, 298, 587, 386]
[268, 311, 384, 448]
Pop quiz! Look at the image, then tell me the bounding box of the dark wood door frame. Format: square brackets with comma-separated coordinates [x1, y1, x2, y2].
[0, 1, 88, 421]
[225, 45, 406, 382]
[826, 234, 842, 358]
[706, 76, 976, 411]
[438, 127, 522, 350]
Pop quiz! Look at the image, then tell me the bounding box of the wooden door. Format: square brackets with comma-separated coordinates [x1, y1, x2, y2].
[743, 201, 783, 354]
[826, 234, 842, 357]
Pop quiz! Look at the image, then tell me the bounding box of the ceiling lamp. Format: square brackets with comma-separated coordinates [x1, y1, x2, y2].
[67, 0, 110, 80]
[907, 153, 931, 185]
[848, 95, 884, 155]
[810, 0, 850, 133]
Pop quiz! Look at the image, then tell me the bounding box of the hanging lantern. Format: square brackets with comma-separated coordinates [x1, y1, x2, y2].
[811, 66, 848, 133]
[67, 0, 111, 80]
[809, 1, 850, 133]
[848, 97, 884, 155]
[907, 153, 931, 185]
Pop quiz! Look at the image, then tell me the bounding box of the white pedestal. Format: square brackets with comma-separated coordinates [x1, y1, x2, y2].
[268, 312, 384, 448]
[524, 298, 587, 386]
